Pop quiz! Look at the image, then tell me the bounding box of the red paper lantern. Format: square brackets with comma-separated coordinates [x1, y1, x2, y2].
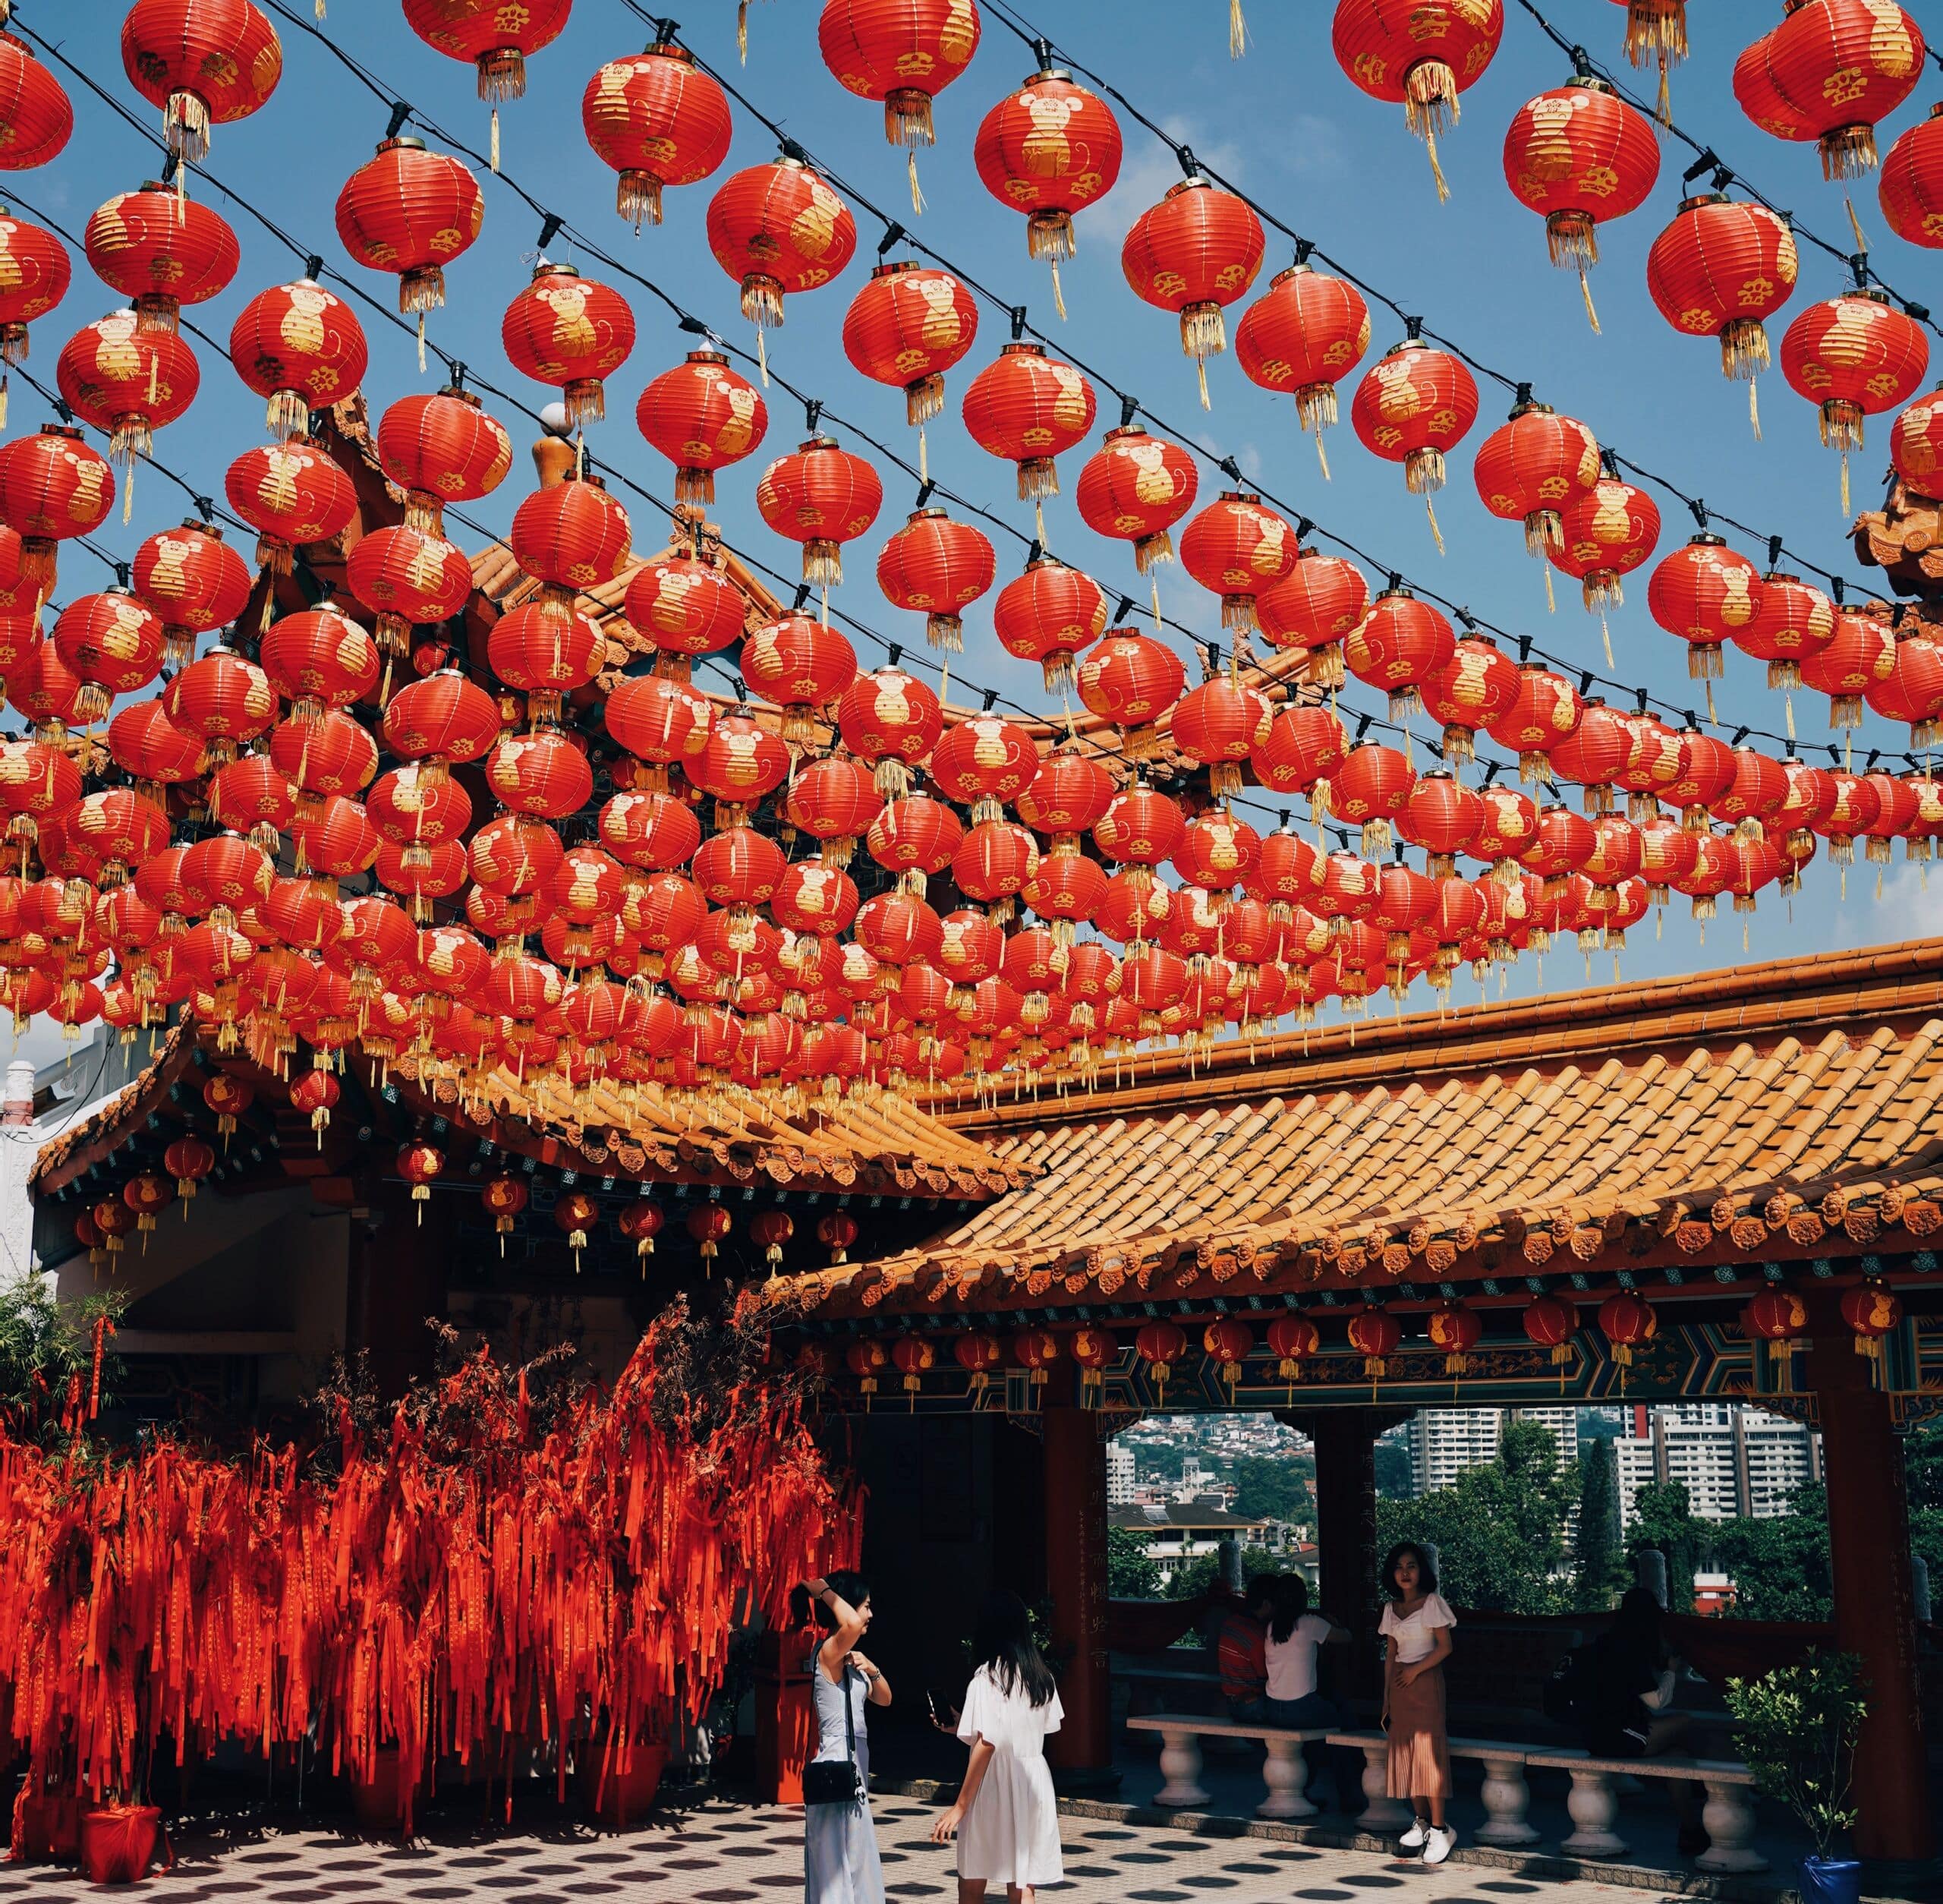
[1646, 194, 1800, 419]
[83, 182, 234, 335]
[990, 554, 1107, 694]
[120, 0, 282, 161]
[961, 342, 1097, 530]
[953, 1330, 1003, 1389]
[260, 606, 379, 723]
[705, 158, 858, 341]
[403, 0, 571, 162]
[1350, 341, 1479, 541]
[1075, 629, 1186, 761]
[819, 0, 981, 161]
[1743, 1285, 1809, 1385]
[131, 522, 251, 668]
[1324, 742, 1415, 857]
[1251, 705, 1347, 799]
[1265, 1313, 1319, 1380]
[1880, 105, 1943, 248]
[0, 209, 68, 389]
[228, 278, 368, 439]
[1502, 77, 1658, 329]
[686, 1201, 732, 1262]
[973, 61, 1123, 310]
[1647, 534, 1764, 685]
[1428, 1302, 1482, 1379]
[224, 435, 357, 573]
[162, 1132, 214, 1205]
[1840, 1278, 1901, 1367]
[288, 1066, 339, 1138]
[1345, 585, 1454, 721]
[1332, 0, 1504, 200]
[1235, 263, 1370, 474]
[1346, 1307, 1401, 1383]
[837, 666, 943, 798]
[1734, 0, 1923, 179]
[756, 436, 883, 588]
[1134, 1319, 1188, 1392]
[842, 260, 978, 442]
[635, 350, 767, 504]
[1075, 424, 1198, 574]
[550, 1187, 599, 1266]
[502, 262, 635, 428]
[91, 1194, 137, 1255]
[1596, 1290, 1656, 1370]
[0, 33, 73, 172]
[1781, 290, 1931, 512]
[1472, 398, 1601, 589]
[1734, 569, 1835, 692]
[1120, 175, 1264, 403]
[876, 506, 994, 652]
[749, 1208, 794, 1269]
[581, 41, 732, 229]
[51, 592, 165, 721]
[1170, 676, 1271, 799]
[335, 136, 482, 329]
[56, 313, 199, 471]
[1202, 1317, 1255, 1392]
[479, 1173, 528, 1251]
[741, 609, 858, 742]
[1178, 492, 1299, 631]
[1523, 1293, 1579, 1369]
[817, 1210, 860, 1263]
[509, 472, 633, 601]
[375, 386, 512, 537]
[1256, 548, 1367, 691]
[383, 667, 501, 774]
[1555, 476, 1661, 614]
[345, 524, 472, 657]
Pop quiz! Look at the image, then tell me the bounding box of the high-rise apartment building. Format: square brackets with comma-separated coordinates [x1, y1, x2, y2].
[1107, 1439, 1135, 1508]
[1404, 1405, 1582, 1495]
[1614, 1403, 1822, 1524]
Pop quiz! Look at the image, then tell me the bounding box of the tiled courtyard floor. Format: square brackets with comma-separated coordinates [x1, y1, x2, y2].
[0, 1794, 1764, 1903]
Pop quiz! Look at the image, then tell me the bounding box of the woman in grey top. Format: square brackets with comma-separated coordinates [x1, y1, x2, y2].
[798, 1571, 892, 1904]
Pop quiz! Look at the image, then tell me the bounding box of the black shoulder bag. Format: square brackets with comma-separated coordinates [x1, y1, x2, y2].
[802, 1663, 864, 1807]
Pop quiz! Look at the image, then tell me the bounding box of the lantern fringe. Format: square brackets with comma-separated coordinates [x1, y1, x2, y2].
[1749, 374, 1761, 440]
[1423, 493, 1445, 556]
[619, 171, 665, 229]
[1819, 123, 1878, 181]
[1578, 264, 1601, 335]
[163, 89, 211, 163]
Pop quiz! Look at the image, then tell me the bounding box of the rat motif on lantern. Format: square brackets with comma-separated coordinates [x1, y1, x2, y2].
[1840, 1278, 1901, 1379]
[974, 57, 1123, 316]
[581, 39, 732, 229]
[1350, 339, 1479, 551]
[228, 278, 368, 440]
[705, 156, 857, 373]
[1781, 289, 1930, 512]
[502, 262, 636, 428]
[83, 182, 234, 338]
[636, 350, 768, 504]
[1502, 76, 1658, 331]
[842, 262, 978, 474]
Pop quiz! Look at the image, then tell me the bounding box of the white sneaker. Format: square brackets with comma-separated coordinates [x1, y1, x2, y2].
[1422, 1826, 1456, 1867]
[1397, 1817, 1428, 1851]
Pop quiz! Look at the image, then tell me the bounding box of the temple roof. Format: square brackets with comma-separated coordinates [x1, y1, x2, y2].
[767, 939, 1943, 1322]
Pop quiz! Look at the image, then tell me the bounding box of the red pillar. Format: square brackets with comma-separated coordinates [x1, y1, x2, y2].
[754, 1626, 818, 1805]
[1043, 1378, 1112, 1780]
[1811, 1326, 1935, 1871]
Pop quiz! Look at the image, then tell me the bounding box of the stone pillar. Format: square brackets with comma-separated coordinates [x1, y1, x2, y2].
[1044, 1368, 1113, 1785]
[1810, 1324, 1935, 1874]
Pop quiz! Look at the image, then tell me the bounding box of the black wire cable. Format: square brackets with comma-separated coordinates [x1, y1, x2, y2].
[14, 7, 1924, 783]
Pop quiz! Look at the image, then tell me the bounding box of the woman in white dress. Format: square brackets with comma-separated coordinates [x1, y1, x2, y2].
[931, 1591, 1064, 1900]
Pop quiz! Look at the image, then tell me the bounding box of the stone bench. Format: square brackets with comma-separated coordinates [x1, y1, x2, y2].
[1524, 1748, 1764, 1873]
[1327, 1730, 1538, 1845]
[1125, 1713, 1332, 1818]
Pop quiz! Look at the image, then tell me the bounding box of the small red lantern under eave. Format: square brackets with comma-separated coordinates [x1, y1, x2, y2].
[74, 1209, 104, 1269]
[687, 1201, 732, 1270]
[955, 1331, 1003, 1395]
[1743, 1286, 1809, 1392]
[121, 1171, 172, 1244]
[396, 1140, 446, 1224]
[1265, 1312, 1319, 1382]
[847, 1337, 888, 1398]
[1068, 1326, 1116, 1406]
[1427, 1302, 1482, 1389]
[817, 1210, 859, 1263]
[890, 1333, 935, 1402]
[1202, 1317, 1255, 1397]
[1013, 1328, 1060, 1392]
[1135, 1320, 1189, 1397]
[1522, 1293, 1579, 1389]
[480, 1172, 528, 1255]
[750, 1209, 794, 1274]
[1346, 1307, 1401, 1396]
[91, 1196, 136, 1258]
[1597, 1289, 1656, 1389]
[619, 1200, 663, 1271]
[1840, 1279, 1902, 1383]
[554, 1189, 600, 1271]
[162, 1133, 215, 1209]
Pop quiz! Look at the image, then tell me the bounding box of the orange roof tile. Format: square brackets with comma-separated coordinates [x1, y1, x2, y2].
[768, 939, 1943, 1320]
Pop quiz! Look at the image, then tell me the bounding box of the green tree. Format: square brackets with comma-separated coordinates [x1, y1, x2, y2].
[1712, 1483, 1834, 1622]
[1626, 1480, 1705, 1609]
[1229, 1453, 1315, 1525]
[1107, 1525, 1163, 1598]
[1375, 1422, 1575, 1613]
[1375, 1433, 1415, 1500]
[1573, 1437, 1628, 1609]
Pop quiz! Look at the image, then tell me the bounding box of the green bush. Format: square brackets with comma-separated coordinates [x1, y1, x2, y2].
[1723, 1650, 1868, 1858]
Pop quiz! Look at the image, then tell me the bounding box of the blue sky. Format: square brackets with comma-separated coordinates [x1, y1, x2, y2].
[10, 0, 1943, 1077]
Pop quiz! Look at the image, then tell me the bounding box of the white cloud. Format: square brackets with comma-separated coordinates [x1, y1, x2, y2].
[1836, 860, 1943, 945]
[1082, 113, 1249, 246]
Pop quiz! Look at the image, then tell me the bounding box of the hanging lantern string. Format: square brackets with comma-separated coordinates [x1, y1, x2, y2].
[9, 20, 1922, 788]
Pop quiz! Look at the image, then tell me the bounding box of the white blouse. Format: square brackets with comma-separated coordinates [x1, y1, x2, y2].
[1379, 1592, 1456, 1665]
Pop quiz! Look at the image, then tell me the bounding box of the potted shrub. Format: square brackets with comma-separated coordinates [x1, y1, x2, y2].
[1724, 1650, 1867, 1904]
